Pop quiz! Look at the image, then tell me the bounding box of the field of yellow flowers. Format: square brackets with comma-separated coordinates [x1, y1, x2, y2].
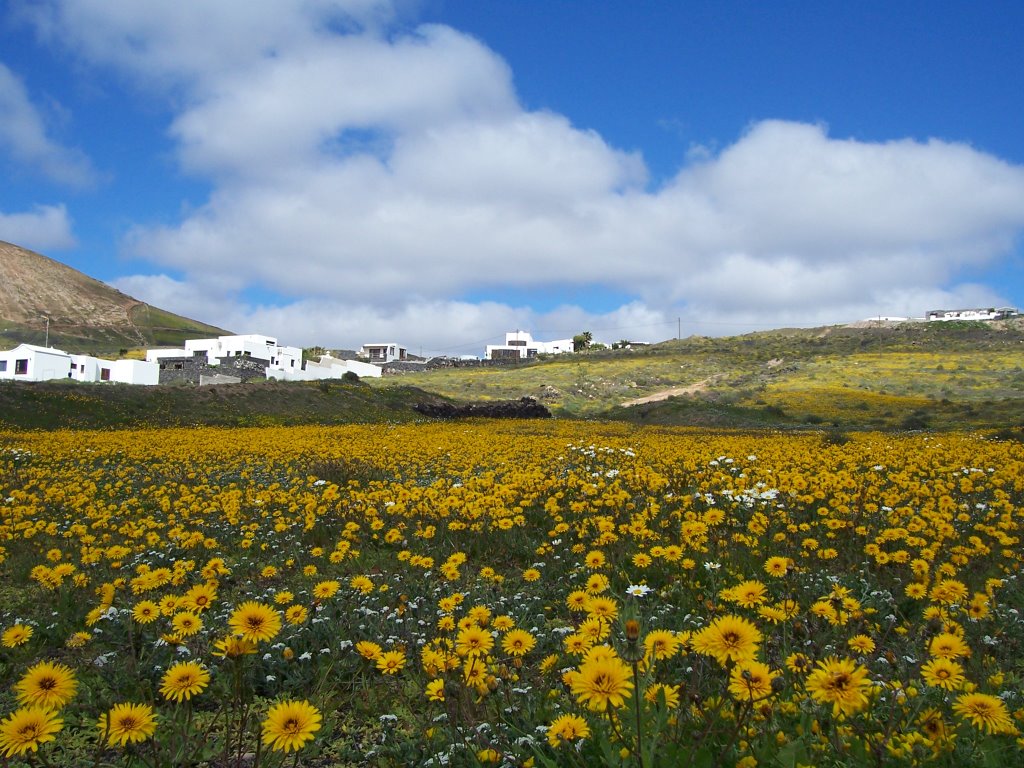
[1, 421, 1022, 767]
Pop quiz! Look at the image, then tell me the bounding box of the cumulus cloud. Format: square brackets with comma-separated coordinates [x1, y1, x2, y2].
[0, 62, 96, 186]
[112, 270, 671, 355]
[23, 1, 1024, 348]
[0, 204, 77, 250]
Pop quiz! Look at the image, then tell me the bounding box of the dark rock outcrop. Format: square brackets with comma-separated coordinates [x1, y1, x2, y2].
[414, 396, 551, 420]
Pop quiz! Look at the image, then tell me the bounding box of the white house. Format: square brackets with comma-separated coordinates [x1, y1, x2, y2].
[148, 334, 304, 373]
[0, 344, 159, 385]
[359, 343, 408, 364]
[926, 307, 1018, 322]
[0, 344, 72, 381]
[268, 354, 382, 381]
[485, 331, 574, 360]
[108, 359, 160, 386]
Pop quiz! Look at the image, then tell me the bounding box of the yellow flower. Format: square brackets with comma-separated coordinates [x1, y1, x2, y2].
[228, 602, 281, 643]
[355, 640, 382, 659]
[764, 556, 789, 577]
[99, 703, 157, 747]
[644, 683, 681, 709]
[729, 660, 778, 702]
[159, 661, 210, 702]
[261, 699, 322, 753]
[501, 629, 536, 657]
[313, 580, 340, 599]
[181, 583, 217, 613]
[928, 632, 971, 660]
[805, 656, 871, 718]
[584, 595, 618, 621]
[0, 707, 63, 758]
[349, 575, 373, 594]
[15, 660, 77, 710]
[376, 650, 406, 675]
[566, 590, 589, 612]
[729, 579, 769, 608]
[920, 657, 964, 691]
[171, 611, 203, 637]
[213, 634, 258, 658]
[425, 679, 445, 702]
[2, 624, 33, 648]
[492, 615, 515, 631]
[132, 601, 160, 624]
[691, 615, 762, 666]
[569, 654, 633, 711]
[847, 634, 875, 654]
[643, 629, 680, 661]
[547, 713, 590, 747]
[456, 625, 494, 657]
[285, 605, 308, 625]
[952, 692, 1016, 735]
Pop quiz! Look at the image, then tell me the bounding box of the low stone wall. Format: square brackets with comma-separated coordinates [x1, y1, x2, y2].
[382, 356, 529, 375]
[413, 397, 551, 419]
[156, 355, 268, 385]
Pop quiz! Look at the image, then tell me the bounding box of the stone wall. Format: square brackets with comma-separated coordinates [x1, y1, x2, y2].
[382, 356, 529, 375]
[156, 355, 269, 385]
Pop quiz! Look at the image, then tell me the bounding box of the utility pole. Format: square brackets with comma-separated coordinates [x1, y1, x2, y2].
[43, 316, 49, 347]
[677, 317, 681, 340]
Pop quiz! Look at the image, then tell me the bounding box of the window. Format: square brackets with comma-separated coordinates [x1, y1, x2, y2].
[71, 362, 77, 370]
[100, 368, 111, 381]
[0, 360, 6, 372]
[15, 359, 28, 375]
[509, 340, 526, 346]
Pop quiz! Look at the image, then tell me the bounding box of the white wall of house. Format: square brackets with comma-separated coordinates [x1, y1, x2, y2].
[0, 344, 72, 381]
[359, 343, 407, 363]
[268, 355, 382, 381]
[267, 345, 303, 371]
[485, 331, 574, 360]
[926, 307, 1018, 322]
[69, 354, 102, 382]
[146, 348, 189, 362]
[110, 359, 160, 385]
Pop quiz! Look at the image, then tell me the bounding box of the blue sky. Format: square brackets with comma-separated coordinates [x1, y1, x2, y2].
[2, 1, 1024, 354]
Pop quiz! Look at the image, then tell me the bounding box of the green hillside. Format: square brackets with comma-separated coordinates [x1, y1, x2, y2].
[371, 320, 1024, 430]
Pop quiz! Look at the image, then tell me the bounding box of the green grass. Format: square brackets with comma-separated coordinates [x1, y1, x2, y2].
[369, 320, 1024, 430]
[0, 379, 442, 430]
[3, 319, 1022, 431]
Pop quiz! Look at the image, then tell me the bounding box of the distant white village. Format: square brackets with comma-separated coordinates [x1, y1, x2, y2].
[0, 330, 576, 386]
[0, 306, 1018, 386]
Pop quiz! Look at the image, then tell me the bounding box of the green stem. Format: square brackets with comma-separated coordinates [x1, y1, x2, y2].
[631, 659, 644, 768]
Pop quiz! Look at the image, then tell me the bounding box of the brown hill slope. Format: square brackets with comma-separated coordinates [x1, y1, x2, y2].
[0, 240, 228, 352]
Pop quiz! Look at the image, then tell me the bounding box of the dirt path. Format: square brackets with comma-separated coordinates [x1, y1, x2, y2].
[621, 375, 725, 407]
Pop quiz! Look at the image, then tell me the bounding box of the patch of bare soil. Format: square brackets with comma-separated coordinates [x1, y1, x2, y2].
[620, 375, 726, 406]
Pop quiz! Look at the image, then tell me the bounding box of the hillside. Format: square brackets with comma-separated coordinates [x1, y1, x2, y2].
[0, 240, 228, 352]
[373, 320, 1024, 430]
[0, 379, 445, 430]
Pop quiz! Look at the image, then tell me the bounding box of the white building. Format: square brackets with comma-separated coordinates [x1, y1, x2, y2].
[485, 331, 574, 360]
[268, 355, 382, 381]
[0, 344, 158, 385]
[359, 343, 408, 364]
[925, 307, 1018, 322]
[148, 334, 303, 373]
[0, 344, 72, 381]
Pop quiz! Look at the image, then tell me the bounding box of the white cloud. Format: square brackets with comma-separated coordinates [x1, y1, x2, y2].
[0, 62, 96, 186]
[112, 273, 670, 355]
[0, 204, 77, 250]
[23, 2, 1024, 349]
